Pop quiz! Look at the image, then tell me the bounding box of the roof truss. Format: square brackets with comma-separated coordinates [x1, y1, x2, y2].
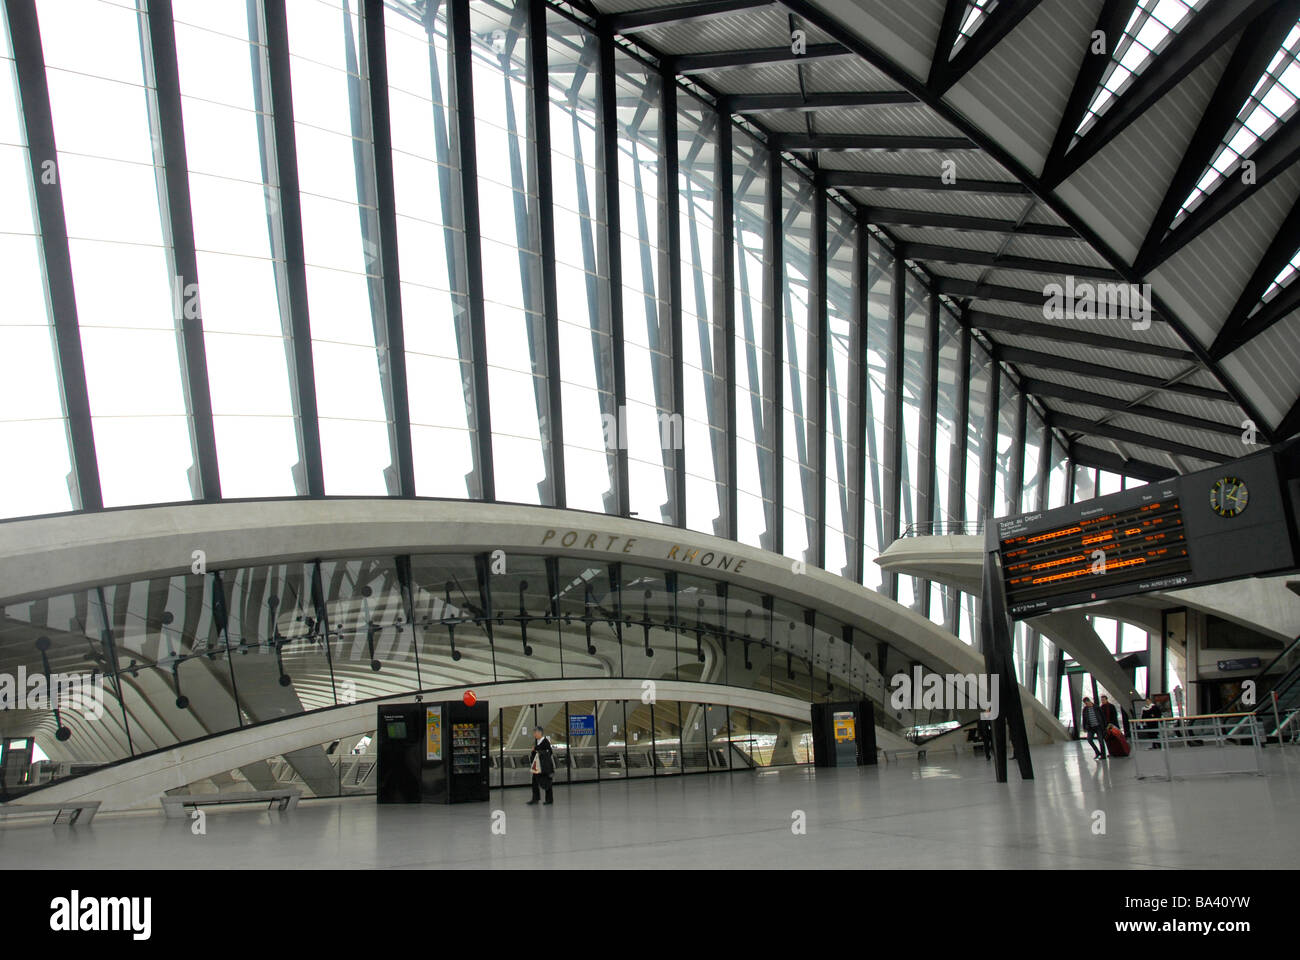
[1042, 0, 1274, 189]
[929, 0, 1043, 96]
[968, 309, 1192, 360]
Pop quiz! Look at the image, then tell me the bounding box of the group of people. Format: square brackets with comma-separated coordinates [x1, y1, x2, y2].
[1079, 695, 1122, 759]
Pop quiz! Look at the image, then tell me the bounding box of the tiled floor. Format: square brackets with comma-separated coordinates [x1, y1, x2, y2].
[4, 742, 1298, 869]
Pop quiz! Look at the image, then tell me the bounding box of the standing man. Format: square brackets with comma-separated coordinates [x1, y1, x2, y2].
[527, 726, 556, 805]
[1099, 695, 1121, 735]
[1080, 696, 1108, 760]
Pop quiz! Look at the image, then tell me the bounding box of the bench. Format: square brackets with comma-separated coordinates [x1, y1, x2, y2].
[161, 787, 302, 819]
[882, 743, 978, 763]
[0, 800, 101, 825]
[881, 748, 928, 762]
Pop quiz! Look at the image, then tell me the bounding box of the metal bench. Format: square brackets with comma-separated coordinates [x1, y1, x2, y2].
[0, 800, 101, 825]
[161, 787, 302, 819]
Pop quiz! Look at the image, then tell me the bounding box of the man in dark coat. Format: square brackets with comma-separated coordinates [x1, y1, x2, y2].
[527, 726, 556, 805]
[1099, 695, 1121, 732]
[1081, 697, 1108, 759]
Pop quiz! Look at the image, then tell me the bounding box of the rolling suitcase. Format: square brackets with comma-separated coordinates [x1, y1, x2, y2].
[1105, 724, 1130, 758]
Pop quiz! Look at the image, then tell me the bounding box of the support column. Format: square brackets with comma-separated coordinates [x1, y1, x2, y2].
[765, 140, 784, 555]
[881, 254, 905, 599]
[449, 0, 495, 500]
[597, 26, 629, 516]
[848, 213, 868, 584]
[811, 172, 828, 568]
[528, 0, 565, 507]
[6, 0, 103, 509]
[363, 0, 416, 497]
[659, 64, 686, 528]
[717, 105, 737, 541]
[264, 0, 326, 497]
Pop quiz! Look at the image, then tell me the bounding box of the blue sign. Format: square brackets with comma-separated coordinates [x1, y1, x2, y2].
[569, 714, 596, 736]
[1217, 657, 1261, 672]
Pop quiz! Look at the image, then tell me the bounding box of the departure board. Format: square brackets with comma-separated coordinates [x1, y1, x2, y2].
[990, 443, 1300, 619]
[1000, 497, 1190, 612]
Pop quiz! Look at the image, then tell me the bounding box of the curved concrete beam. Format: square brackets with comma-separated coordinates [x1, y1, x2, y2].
[26, 679, 830, 811]
[0, 499, 1066, 744]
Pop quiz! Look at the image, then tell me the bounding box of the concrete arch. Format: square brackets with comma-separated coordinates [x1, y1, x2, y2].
[0, 498, 1065, 741]
[27, 678, 852, 811]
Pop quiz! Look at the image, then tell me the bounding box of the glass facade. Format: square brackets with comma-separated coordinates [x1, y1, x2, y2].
[2, 0, 1156, 768]
[0, 549, 901, 791]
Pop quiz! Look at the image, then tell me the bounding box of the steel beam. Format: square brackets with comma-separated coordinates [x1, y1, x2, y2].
[529, 0, 566, 507]
[146, 0, 221, 501]
[860, 206, 1077, 238]
[812, 172, 828, 568]
[1042, 0, 1276, 188]
[826, 170, 1029, 195]
[767, 140, 784, 554]
[1019, 377, 1241, 437]
[896, 241, 1122, 281]
[780, 133, 975, 152]
[598, 25, 631, 515]
[849, 213, 868, 582]
[1049, 412, 1231, 463]
[996, 346, 1231, 402]
[728, 91, 915, 112]
[6, 0, 102, 510]
[929, 0, 1042, 96]
[264, 0, 326, 497]
[661, 63, 685, 527]
[967, 308, 1193, 361]
[609, 0, 774, 33]
[362, 0, 416, 497]
[673, 43, 846, 74]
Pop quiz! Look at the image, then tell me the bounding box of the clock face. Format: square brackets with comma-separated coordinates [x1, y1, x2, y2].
[1209, 476, 1249, 517]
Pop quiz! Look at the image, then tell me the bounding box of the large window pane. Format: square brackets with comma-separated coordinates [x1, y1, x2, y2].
[0, 13, 73, 518]
[38, 0, 195, 507]
[286, 0, 395, 495]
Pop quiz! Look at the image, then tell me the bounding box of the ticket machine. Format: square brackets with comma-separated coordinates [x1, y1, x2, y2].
[811, 700, 877, 767]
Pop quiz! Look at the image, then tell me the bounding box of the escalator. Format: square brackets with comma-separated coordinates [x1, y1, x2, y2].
[1223, 636, 1300, 743]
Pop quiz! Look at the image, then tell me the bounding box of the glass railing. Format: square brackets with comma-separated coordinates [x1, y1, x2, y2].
[899, 521, 986, 538]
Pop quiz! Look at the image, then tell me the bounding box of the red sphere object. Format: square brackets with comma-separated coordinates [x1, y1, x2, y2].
[462, 690, 477, 707]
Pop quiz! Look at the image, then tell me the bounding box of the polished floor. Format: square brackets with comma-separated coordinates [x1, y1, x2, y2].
[4, 743, 1299, 869]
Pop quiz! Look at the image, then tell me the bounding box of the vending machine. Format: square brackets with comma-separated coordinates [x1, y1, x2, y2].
[376, 700, 490, 804]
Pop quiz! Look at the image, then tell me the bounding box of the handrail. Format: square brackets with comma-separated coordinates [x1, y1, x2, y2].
[1132, 712, 1266, 779]
[1221, 634, 1300, 715]
[899, 520, 986, 538]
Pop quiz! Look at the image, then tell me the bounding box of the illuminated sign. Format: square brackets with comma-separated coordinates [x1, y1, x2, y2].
[991, 442, 1300, 619]
[426, 706, 442, 761]
[1000, 497, 1190, 612]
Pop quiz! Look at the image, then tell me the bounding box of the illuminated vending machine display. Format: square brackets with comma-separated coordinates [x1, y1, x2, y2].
[376, 700, 490, 804]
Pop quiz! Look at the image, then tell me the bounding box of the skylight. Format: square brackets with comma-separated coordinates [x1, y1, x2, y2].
[949, 0, 997, 61]
[1171, 22, 1300, 228]
[1253, 246, 1300, 313]
[1071, 0, 1204, 145]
